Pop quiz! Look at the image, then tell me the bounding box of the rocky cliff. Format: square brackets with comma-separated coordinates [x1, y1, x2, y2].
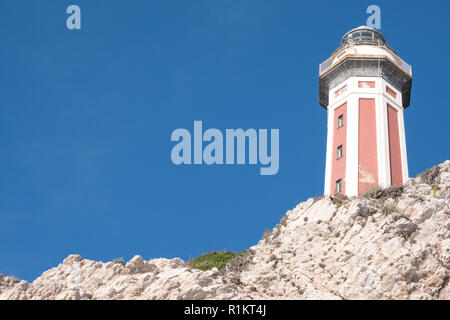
[1, 161, 449, 300]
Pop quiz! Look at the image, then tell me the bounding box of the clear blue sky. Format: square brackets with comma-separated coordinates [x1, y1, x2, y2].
[0, 1, 449, 281]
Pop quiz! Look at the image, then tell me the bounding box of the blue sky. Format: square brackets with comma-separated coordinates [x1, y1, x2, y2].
[0, 1, 449, 281]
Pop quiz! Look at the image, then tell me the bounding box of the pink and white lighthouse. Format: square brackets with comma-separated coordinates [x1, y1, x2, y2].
[319, 26, 412, 196]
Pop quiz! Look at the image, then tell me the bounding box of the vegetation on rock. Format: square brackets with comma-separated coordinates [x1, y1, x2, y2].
[188, 251, 247, 271]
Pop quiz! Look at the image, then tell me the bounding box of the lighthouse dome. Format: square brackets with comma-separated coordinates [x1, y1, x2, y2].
[319, 26, 412, 109]
[340, 26, 386, 46]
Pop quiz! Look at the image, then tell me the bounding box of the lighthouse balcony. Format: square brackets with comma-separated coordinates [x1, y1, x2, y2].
[319, 44, 412, 77]
[318, 45, 412, 109]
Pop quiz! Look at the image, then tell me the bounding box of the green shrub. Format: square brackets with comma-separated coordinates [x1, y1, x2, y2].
[433, 185, 438, 197]
[188, 251, 246, 271]
[361, 185, 404, 200]
[112, 258, 125, 266]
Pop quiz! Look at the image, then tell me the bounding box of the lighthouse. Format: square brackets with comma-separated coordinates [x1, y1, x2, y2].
[319, 26, 412, 196]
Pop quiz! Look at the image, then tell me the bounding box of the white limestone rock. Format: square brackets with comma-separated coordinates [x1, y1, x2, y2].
[0, 160, 449, 300]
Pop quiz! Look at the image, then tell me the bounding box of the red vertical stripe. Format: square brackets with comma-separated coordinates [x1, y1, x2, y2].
[387, 105, 403, 186]
[358, 98, 378, 194]
[331, 102, 347, 194]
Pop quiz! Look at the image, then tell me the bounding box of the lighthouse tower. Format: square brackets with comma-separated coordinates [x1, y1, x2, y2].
[320, 26, 412, 196]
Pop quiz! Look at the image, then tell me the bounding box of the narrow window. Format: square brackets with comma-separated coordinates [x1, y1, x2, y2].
[335, 179, 342, 193]
[337, 114, 344, 128]
[334, 85, 347, 98]
[358, 81, 375, 88]
[337, 145, 343, 159]
[386, 86, 397, 99]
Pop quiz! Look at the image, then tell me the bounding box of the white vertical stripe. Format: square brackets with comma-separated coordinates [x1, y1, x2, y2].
[377, 95, 391, 188]
[397, 108, 409, 183]
[324, 106, 334, 195]
[346, 94, 359, 197]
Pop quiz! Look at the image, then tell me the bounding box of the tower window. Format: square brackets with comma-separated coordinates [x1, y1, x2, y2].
[386, 86, 397, 99]
[337, 145, 343, 159]
[334, 85, 347, 98]
[337, 114, 344, 128]
[335, 179, 342, 193]
[358, 81, 375, 88]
